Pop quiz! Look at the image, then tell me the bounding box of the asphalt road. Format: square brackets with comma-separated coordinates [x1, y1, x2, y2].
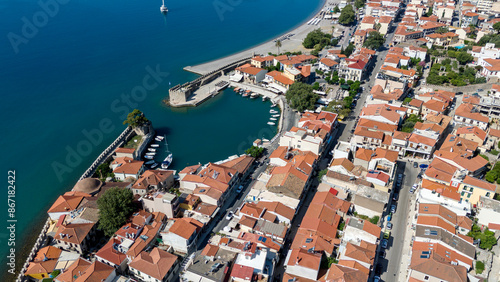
[380, 162, 418, 282]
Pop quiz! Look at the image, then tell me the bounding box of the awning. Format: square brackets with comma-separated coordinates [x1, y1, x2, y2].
[269, 83, 287, 93]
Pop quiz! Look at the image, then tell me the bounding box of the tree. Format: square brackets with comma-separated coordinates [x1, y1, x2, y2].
[457, 52, 473, 64]
[369, 216, 380, 224]
[425, 7, 433, 17]
[275, 40, 282, 55]
[342, 43, 355, 57]
[485, 170, 498, 183]
[312, 82, 320, 90]
[403, 98, 412, 104]
[339, 5, 355, 26]
[435, 27, 449, 34]
[95, 163, 113, 180]
[476, 261, 485, 274]
[354, 0, 365, 9]
[245, 146, 265, 158]
[285, 82, 319, 112]
[318, 169, 328, 180]
[123, 109, 149, 128]
[302, 29, 332, 49]
[363, 31, 385, 50]
[97, 188, 135, 237]
[333, 6, 340, 13]
[494, 22, 500, 34]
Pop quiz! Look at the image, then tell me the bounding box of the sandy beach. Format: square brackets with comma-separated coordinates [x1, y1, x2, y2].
[184, 0, 342, 75]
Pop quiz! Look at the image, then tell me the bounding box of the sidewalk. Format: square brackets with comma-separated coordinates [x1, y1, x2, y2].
[396, 192, 418, 281]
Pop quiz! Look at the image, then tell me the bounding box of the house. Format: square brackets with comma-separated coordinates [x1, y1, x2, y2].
[351, 185, 390, 217]
[403, 46, 427, 61]
[366, 170, 391, 188]
[453, 103, 489, 130]
[439, 135, 479, 158]
[420, 21, 446, 35]
[132, 169, 175, 196]
[418, 180, 471, 216]
[454, 126, 487, 146]
[479, 58, 500, 79]
[47, 195, 84, 221]
[250, 55, 275, 68]
[360, 104, 402, 125]
[140, 191, 179, 218]
[319, 57, 338, 71]
[391, 131, 410, 156]
[279, 127, 325, 155]
[25, 246, 63, 280]
[114, 147, 135, 159]
[343, 217, 382, 244]
[55, 258, 92, 282]
[182, 245, 237, 282]
[433, 150, 488, 178]
[356, 118, 398, 135]
[471, 43, 500, 65]
[284, 248, 322, 281]
[477, 196, 500, 229]
[340, 241, 376, 270]
[126, 212, 165, 261]
[54, 222, 97, 254]
[339, 58, 368, 81]
[404, 99, 424, 116]
[95, 238, 129, 272]
[412, 241, 473, 270]
[111, 157, 145, 181]
[354, 148, 375, 168]
[368, 148, 398, 176]
[128, 248, 178, 282]
[324, 264, 368, 281]
[461, 11, 479, 28]
[406, 133, 438, 159]
[255, 201, 295, 225]
[61, 260, 116, 282]
[160, 218, 203, 254]
[234, 64, 267, 83]
[418, 203, 473, 236]
[425, 32, 459, 47]
[458, 175, 496, 205]
[408, 252, 468, 282]
[422, 99, 447, 116]
[329, 158, 356, 176]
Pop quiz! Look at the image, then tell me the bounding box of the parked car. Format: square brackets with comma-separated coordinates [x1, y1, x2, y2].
[236, 185, 243, 193]
[226, 211, 234, 220]
[392, 193, 398, 201]
[387, 213, 392, 221]
[410, 186, 416, 193]
[374, 276, 381, 282]
[387, 222, 393, 230]
[391, 204, 397, 213]
[383, 231, 391, 239]
[381, 239, 388, 248]
[378, 250, 385, 258]
[413, 162, 418, 168]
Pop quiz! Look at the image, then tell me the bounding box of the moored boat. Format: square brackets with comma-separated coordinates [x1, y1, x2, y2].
[270, 118, 277, 121]
[267, 122, 275, 125]
[150, 144, 160, 148]
[148, 148, 156, 152]
[144, 155, 154, 160]
[146, 152, 156, 156]
[145, 160, 155, 165]
[151, 163, 159, 169]
[161, 153, 173, 169]
[270, 110, 278, 114]
[272, 114, 280, 117]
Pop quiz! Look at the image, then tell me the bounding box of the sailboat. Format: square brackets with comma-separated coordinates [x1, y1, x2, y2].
[161, 138, 173, 169]
[160, 0, 168, 13]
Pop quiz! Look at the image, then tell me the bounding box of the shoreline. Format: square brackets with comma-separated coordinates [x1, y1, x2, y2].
[184, 0, 329, 75]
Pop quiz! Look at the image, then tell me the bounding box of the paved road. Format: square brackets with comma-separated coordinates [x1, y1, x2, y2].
[380, 162, 418, 282]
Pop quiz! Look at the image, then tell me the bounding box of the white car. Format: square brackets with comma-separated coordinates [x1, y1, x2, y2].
[226, 211, 234, 220]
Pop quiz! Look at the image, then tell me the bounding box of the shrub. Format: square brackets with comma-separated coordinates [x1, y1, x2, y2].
[476, 261, 485, 274]
[491, 150, 499, 156]
[480, 154, 489, 161]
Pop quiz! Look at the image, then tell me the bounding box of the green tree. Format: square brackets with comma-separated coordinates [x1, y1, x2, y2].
[312, 82, 320, 90]
[339, 5, 355, 25]
[245, 146, 265, 158]
[97, 188, 135, 237]
[363, 31, 385, 50]
[95, 163, 113, 180]
[354, 0, 365, 8]
[123, 109, 149, 128]
[369, 216, 380, 224]
[435, 27, 449, 34]
[333, 6, 340, 13]
[494, 22, 500, 34]
[342, 43, 355, 57]
[318, 169, 328, 180]
[485, 170, 498, 183]
[476, 261, 485, 274]
[285, 82, 319, 112]
[457, 52, 473, 64]
[302, 29, 332, 49]
[403, 98, 412, 104]
[425, 7, 433, 17]
[275, 40, 282, 55]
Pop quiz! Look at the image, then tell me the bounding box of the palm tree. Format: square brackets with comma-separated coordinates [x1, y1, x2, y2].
[275, 40, 282, 55]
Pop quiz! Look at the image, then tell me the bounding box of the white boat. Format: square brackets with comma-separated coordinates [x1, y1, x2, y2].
[161, 153, 173, 169]
[262, 96, 268, 101]
[262, 138, 269, 142]
[148, 148, 156, 152]
[145, 160, 155, 165]
[160, 0, 168, 13]
[155, 135, 165, 141]
[267, 122, 275, 125]
[270, 110, 278, 114]
[146, 152, 156, 156]
[144, 155, 154, 160]
[272, 114, 280, 117]
[151, 163, 159, 169]
[150, 144, 160, 148]
[270, 118, 277, 121]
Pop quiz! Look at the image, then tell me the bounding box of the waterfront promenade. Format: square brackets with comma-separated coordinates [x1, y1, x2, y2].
[184, 0, 335, 75]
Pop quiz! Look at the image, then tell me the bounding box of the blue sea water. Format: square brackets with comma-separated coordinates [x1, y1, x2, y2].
[0, 0, 321, 276]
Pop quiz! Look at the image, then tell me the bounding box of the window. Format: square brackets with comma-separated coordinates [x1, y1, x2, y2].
[469, 187, 474, 192]
[424, 276, 430, 281]
[486, 192, 491, 197]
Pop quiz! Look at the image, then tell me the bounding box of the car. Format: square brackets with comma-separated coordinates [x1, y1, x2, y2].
[410, 186, 416, 193]
[236, 185, 243, 193]
[378, 250, 385, 258]
[478, 89, 484, 92]
[374, 276, 381, 282]
[391, 204, 396, 213]
[398, 173, 403, 180]
[381, 239, 388, 248]
[417, 173, 423, 179]
[383, 231, 391, 239]
[387, 213, 392, 221]
[226, 211, 234, 220]
[392, 193, 398, 201]
[413, 162, 418, 168]
[387, 222, 393, 230]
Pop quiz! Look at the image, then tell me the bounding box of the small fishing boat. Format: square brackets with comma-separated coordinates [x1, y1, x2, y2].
[160, 0, 168, 13]
[150, 144, 160, 148]
[146, 152, 156, 156]
[267, 122, 275, 125]
[144, 155, 154, 160]
[271, 103, 277, 107]
[161, 153, 173, 169]
[262, 96, 268, 101]
[151, 163, 159, 169]
[270, 110, 278, 114]
[242, 93, 249, 97]
[272, 114, 280, 117]
[250, 93, 258, 99]
[148, 148, 156, 152]
[234, 87, 240, 92]
[145, 160, 155, 165]
[270, 118, 277, 121]
[262, 138, 270, 142]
